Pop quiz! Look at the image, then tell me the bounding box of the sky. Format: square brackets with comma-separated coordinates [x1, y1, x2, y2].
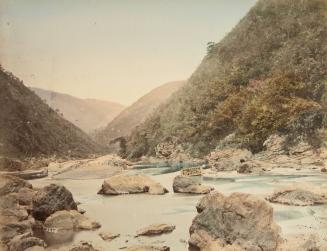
[0, 0, 257, 105]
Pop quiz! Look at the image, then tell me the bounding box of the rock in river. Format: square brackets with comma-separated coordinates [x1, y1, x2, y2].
[173, 175, 213, 194]
[266, 187, 327, 206]
[136, 224, 175, 237]
[99, 232, 120, 241]
[32, 184, 77, 221]
[44, 210, 101, 231]
[98, 174, 168, 195]
[189, 192, 281, 251]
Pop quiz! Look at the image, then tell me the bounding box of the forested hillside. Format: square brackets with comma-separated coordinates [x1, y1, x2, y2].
[125, 0, 327, 159]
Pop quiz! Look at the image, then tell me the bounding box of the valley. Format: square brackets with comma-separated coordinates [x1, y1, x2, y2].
[1, 0, 327, 250]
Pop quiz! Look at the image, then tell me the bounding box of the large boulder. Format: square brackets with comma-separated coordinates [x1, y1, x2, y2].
[189, 192, 281, 251]
[173, 175, 213, 194]
[0, 175, 32, 196]
[136, 224, 175, 237]
[44, 210, 101, 231]
[266, 188, 327, 206]
[44, 211, 75, 231]
[98, 174, 168, 195]
[32, 184, 77, 221]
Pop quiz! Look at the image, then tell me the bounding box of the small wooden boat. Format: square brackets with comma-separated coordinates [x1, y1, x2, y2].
[0, 168, 48, 180]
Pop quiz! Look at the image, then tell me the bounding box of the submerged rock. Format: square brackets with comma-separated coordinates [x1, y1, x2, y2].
[126, 245, 170, 251]
[0, 175, 32, 196]
[136, 224, 175, 237]
[189, 192, 281, 251]
[266, 188, 327, 206]
[98, 174, 168, 195]
[173, 175, 213, 194]
[32, 184, 77, 221]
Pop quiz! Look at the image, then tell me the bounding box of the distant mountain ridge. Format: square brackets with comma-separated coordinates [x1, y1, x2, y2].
[96, 81, 185, 147]
[125, 0, 327, 159]
[31, 87, 125, 133]
[0, 67, 103, 158]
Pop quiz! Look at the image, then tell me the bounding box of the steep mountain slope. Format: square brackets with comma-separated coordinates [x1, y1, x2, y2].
[0, 67, 103, 158]
[126, 0, 327, 159]
[31, 87, 124, 133]
[97, 81, 185, 146]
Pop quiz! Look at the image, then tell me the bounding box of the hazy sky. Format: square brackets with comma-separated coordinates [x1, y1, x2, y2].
[0, 0, 256, 105]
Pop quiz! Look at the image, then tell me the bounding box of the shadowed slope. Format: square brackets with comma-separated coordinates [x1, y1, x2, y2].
[0, 67, 103, 158]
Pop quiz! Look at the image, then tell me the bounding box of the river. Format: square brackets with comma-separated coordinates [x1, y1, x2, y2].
[30, 162, 327, 250]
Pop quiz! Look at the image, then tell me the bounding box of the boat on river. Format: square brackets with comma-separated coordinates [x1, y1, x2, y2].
[0, 168, 48, 180]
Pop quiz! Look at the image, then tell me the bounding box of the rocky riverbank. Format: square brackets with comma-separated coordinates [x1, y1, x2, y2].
[205, 134, 327, 174]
